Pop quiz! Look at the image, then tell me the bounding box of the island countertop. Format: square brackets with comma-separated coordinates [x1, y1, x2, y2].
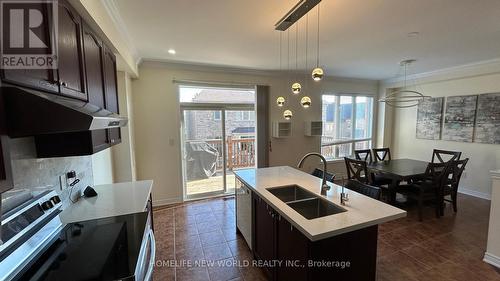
[234, 166, 406, 241]
[60, 180, 153, 223]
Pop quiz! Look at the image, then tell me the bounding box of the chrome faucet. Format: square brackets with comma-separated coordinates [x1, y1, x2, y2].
[297, 152, 330, 196]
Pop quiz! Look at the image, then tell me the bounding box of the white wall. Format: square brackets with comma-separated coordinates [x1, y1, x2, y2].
[132, 62, 378, 206]
[112, 71, 137, 182]
[381, 72, 500, 199]
[91, 149, 114, 185]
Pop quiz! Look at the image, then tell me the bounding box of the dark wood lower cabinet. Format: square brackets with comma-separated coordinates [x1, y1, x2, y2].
[252, 190, 378, 281]
[253, 192, 277, 280]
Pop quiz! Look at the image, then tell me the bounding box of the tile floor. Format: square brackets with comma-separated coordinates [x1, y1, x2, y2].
[152, 193, 500, 281]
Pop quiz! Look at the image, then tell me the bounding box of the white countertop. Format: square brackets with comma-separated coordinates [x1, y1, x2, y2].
[60, 180, 153, 223]
[235, 166, 406, 241]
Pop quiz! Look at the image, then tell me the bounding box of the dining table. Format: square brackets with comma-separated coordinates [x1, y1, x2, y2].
[367, 158, 429, 204]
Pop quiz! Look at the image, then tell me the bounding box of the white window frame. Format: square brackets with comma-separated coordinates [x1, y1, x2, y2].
[321, 94, 375, 161]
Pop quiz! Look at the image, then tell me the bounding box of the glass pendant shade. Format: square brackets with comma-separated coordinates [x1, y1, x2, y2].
[291, 82, 301, 94]
[312, 67, 324, 81]
[276, 97, 285, 107]
[283, 110, 293, 120]
[301, 96, 311, 108]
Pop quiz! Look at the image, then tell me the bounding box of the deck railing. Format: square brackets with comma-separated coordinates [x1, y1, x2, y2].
[198, 137, 256, 171]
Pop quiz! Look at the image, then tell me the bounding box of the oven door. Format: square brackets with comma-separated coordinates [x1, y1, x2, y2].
[134, 215, 156, 281]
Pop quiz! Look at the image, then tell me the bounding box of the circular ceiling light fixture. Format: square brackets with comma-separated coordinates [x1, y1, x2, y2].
[283, 110, 293, 120]
[301, 96, 311, 108]
[379, 59, 431, 108]
[167, 49, 176, 55]
[276, 97, 285, 107]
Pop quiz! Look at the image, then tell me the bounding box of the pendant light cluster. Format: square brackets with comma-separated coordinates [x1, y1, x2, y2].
[275, 3, 324, 120]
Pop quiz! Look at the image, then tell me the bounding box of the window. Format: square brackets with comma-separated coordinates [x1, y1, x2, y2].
[321, 95, 374, 160]
[236, 111, 255, 121]
[213, 111, 221, 120]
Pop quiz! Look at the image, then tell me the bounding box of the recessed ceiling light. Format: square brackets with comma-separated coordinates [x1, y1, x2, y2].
[408, 32, 420, 37]
[167, 49, 176, 55]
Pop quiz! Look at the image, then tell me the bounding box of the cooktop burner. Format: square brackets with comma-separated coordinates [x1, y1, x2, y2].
[14, 212, 148, 281]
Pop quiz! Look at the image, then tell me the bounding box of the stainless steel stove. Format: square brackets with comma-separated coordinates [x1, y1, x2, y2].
[0, 190, 155, 281]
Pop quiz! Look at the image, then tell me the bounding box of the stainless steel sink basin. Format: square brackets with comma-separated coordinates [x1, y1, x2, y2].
[287, 198, 346, 219]
[266, 185, 346, 220]
[267, 185, 315, 202]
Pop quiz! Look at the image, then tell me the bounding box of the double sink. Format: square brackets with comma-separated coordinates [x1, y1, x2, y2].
[266, 185, 346, 220]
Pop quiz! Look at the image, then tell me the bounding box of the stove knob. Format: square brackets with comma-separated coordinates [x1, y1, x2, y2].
[41, 200, 54, 210]
[51, 196, 61, 204]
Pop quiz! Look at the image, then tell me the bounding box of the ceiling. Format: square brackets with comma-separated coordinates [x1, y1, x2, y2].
[112, 0, 500, 80]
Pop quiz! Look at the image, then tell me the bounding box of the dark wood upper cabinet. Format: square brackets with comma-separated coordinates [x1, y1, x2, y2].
[82, 24, 109, 152]
[0, 4, 59, 93]
[103, 45, 121, 145]
[57, 0, 87, 100]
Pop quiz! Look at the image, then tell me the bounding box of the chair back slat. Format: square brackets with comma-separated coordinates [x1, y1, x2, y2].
[344, 157, 369, 184]
[423, 162, 453, 187]
[354, 149, 372, 163]
[345, 179, 381, 200]
[311, 168, 336, 183]
[431, 149, 461, 163]
[372, 148, 391, 162]
[449, 158, 469, 188]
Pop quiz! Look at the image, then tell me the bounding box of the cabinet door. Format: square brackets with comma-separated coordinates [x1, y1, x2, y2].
[103, 45, 121, 145]
[0, 138, 5, 181]
[57, 0, 87, 100]
[253, 194, 276, 279]
[276, 217, 309, 281]
[0, 3, 59, 93]
[82, 24, 109, 152]
[0, 136, 13, 193]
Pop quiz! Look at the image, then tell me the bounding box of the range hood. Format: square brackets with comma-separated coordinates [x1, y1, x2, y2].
[0, 86, 128, 137]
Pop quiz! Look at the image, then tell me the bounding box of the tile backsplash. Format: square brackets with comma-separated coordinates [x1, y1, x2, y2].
[7, 137, 93, 207]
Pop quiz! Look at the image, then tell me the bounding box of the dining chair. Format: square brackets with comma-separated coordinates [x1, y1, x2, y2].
[354, 149, 373, 163]
[372, 148, 391, 162]
[344, 157, 370, 184]
[396, 162, 452, 221]
[311, 168, 336, 183]
[344, 179, 381, 200]
[431, 149, 461, 163]
[442, 158, 469, 213]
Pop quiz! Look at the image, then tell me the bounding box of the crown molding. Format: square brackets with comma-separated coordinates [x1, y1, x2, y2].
[381, 58, 500, 87]
[140, 59, 378, 85]
[101, 0, 140, 64]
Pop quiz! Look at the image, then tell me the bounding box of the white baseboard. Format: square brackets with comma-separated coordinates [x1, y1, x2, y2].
[458, 187, 491, 200]
[153, 196, 182, 207]
[483, 252, 500, 268]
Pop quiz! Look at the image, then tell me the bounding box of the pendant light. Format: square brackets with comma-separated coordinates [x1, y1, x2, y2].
[276, 96, 285, 107]
[276, 31, 286, 108]
[379, 59, 430, 108]
[302, 14, 311, 108]
[300, 96, 311, 108]
[283, 109, 293, 120]
[312, 4, 324, 81]
[291, 24, 301, 95]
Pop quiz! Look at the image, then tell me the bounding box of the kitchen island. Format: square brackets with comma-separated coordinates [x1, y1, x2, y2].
[234, 166, 406, 281]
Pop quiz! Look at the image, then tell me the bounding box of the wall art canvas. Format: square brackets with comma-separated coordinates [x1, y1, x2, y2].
[475, 93, 500, 144]
[416, 97, 444, 140]
[442, 95, 477, 142]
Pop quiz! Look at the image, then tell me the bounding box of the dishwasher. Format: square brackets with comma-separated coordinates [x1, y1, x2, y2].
[236, 178, 252, 250]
